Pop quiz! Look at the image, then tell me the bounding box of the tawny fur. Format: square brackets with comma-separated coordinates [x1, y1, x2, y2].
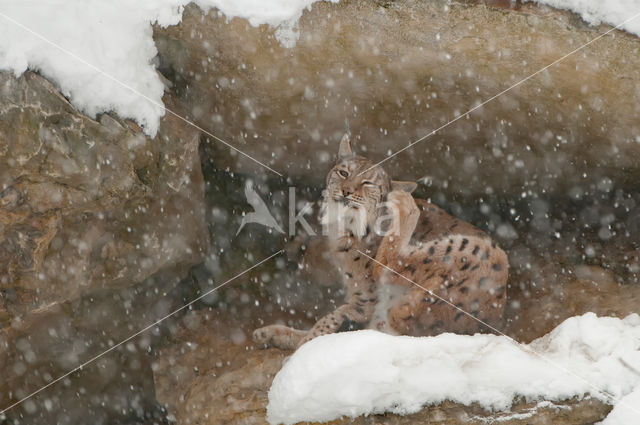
[253, 135, 508, 350]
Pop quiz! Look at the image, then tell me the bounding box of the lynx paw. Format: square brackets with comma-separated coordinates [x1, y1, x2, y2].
[252, 325, 306, 350]
[336, 234, 355, 251]
[253, 325, 285, 347]
[388, 308, 414, 333]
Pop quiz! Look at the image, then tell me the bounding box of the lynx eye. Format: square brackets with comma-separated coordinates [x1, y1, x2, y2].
[362, 180, 376, 187]
[337, 169, 349, 178]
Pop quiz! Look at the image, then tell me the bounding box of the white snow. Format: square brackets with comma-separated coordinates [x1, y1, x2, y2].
[0, 0, 637, 137]
[267, 313, 640, 425]
[601, 388, 640, 425]
[0, 0, 638, 137]
[0, 0, 334, 136]
[531, 0, 640, 37]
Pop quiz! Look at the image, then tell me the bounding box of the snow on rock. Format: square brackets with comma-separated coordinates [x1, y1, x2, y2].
[0, 0, 183, 136]
[202, 0, 336, 27]
[0, 0, 333, 136]
[0, 0, 634, 138]
[267, 313, 640, 425]
[601, 388, 640, 425]
[531, 0, 640, 37]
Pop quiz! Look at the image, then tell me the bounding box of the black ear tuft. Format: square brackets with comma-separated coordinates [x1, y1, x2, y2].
[338, 133, 353, 158]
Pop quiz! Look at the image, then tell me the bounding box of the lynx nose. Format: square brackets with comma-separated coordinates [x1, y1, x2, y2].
[342, 188, 353, 197]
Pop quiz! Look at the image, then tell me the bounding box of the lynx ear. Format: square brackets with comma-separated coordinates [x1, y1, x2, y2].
[338, 133, 353, 158]
[391, 180, 418, 193]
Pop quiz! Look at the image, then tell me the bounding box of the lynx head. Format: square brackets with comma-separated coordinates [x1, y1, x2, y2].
[321, 134, 417, 239]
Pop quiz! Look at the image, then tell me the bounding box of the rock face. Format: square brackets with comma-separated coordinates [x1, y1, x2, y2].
[0, 71, 209, 423]
[153, 314, 288, 424]
[147, 1, 640, 423]
[3, 0, 640, 423]
[154, 0, 640, 196]
[506, 264, 640, 342]
[152, 311, 612, 425]
[0, 71, 207, 314]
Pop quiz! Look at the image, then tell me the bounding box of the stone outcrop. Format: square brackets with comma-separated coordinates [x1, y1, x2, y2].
[154, 0, 640, 197]
[0, 71, 208, 315]
[147, 1, 640, 423]
[3, 0, 640, 423]
[152, 311, 612, 425]
[0, 70, 209, 423]
[150, 257, 637, 425]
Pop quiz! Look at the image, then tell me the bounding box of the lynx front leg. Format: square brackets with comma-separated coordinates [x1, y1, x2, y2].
[297, 282, 378, 347]
[296, 306, 365, 347]
[253, 325, 308, 350]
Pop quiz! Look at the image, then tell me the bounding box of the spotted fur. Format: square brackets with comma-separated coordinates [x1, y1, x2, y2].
[253, 134, 508, 349]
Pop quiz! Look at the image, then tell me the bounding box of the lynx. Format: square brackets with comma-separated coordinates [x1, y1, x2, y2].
[253, 135, 508, 349]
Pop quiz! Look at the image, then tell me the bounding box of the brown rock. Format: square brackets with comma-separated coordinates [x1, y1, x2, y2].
[0, 70, 209, 423]
[0, 70, 208, 316]
[153, 311, 611, 425]
[154, 0, 640, 196]
[505, 272, 640, 342]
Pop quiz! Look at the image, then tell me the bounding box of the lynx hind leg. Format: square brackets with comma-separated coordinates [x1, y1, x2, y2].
[388, 279, 492, 337]
[386, 273, 461, 336]
[388, 236, 509, 336]
[253, 325, 308, 350]
[386, 190, 420, 244]
[388, 284, 441, 336]
[376, 191, 420, 273]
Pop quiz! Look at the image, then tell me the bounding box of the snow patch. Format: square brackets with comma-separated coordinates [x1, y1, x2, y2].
[267, 313, 640, 425]
[471, 400, 570, 423]
[601, 388, 640, 425]
[1, 0, 638, 137]
[0, 0, 334, 136]
[531, 0, 640, 37]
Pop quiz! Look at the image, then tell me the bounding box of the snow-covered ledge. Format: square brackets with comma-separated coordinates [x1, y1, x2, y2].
[267, 313, 640, 424]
